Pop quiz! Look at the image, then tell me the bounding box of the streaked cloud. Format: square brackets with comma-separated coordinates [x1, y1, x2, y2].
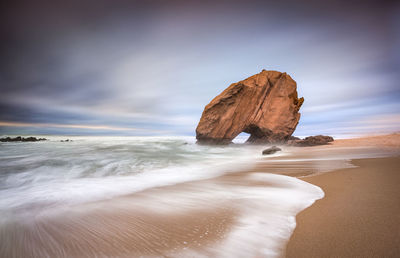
[0, 121, 135, 131]
[0, 0, 399, 136]
[0, 121, 170, 134]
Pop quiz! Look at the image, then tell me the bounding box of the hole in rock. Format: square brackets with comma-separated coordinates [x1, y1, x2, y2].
[232, 132, 251, 144]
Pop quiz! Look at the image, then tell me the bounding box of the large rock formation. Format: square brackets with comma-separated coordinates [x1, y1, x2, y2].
[196, 70, 304, 144]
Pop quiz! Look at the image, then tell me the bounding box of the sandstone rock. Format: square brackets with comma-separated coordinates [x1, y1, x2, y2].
[288, 135, 334, 146]
[262, 146, 282, 155]
[196, 70, 303, 144]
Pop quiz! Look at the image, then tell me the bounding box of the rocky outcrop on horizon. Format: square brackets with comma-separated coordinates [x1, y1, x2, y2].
[196, 70, 304, 144]
[0, 136, 47, 142]
[288, 135, 334, 146]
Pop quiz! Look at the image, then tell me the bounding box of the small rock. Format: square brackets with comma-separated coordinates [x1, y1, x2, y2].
[262, 146, 281, 155]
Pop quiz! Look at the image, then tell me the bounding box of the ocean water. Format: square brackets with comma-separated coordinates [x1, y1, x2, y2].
[0, 136, 324, 257]
[0, 136, 257, 210]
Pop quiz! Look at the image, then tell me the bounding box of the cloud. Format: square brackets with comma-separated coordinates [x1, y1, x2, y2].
[0, 121, 172, 135]
[0, 0, 399, 136]
[0, 121, 135, 131]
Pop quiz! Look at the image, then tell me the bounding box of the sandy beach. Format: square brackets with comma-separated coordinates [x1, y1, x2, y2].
[286, 156, 400, 258]
[284, 134, 400, 258]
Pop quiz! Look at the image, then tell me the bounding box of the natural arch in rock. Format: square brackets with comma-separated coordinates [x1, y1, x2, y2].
[196, 70, 304, 144]
[231, 132, 251, 143]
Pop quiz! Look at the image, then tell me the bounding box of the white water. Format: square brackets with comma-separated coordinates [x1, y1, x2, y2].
[0, 136, 324, 257]
[0, 136, 260, 210]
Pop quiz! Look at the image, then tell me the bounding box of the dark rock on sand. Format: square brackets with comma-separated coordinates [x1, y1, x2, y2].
[288, 135, 334, 146]
[196, 70, 304, 145]
[0, 136, 47, 142]
[262, 146, 282, 155]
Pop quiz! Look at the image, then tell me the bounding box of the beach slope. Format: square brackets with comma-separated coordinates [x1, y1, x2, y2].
[286, 156, 400, 258]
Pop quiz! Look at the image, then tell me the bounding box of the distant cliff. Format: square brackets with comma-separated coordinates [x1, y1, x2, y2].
[196, 70, 303, 144]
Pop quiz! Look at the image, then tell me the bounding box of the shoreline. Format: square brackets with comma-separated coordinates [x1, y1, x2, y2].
[1, 134, 399, 257]
[285, 156, 400, 257]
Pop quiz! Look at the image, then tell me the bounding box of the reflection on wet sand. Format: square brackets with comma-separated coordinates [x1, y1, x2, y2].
[1, 168, 322, 257]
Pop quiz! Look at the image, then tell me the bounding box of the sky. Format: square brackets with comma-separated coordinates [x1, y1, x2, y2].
[1, 0, 399, 137]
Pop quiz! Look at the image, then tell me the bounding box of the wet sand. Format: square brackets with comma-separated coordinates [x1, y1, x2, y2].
[286, 156, 400, 258]
[1, 182, 238, 257]
[1, 165, 320, 257]
[287, 157, 400, 257]
[285, 134, 400, 257]
[6, 140, 345, 258]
